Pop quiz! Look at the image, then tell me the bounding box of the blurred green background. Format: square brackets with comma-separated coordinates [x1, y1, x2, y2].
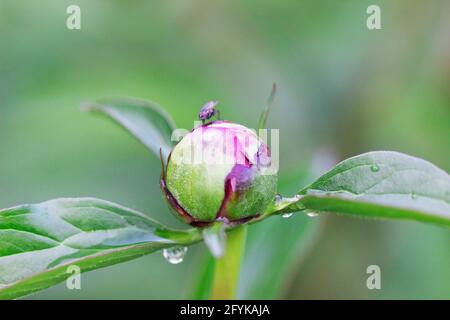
[0, 0, 449, 299]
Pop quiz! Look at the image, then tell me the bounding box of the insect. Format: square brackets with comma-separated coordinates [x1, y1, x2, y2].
[199, 100, 220, 124]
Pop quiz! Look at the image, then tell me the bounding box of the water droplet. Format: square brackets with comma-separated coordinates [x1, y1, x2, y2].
[162, 246, 188, 264]
[411, 192, 417, 200]
[305, 210, 319, 218]
[282, 213, 293, 218]
[370, 164, 380, 172]
[274, 194, 283, 204]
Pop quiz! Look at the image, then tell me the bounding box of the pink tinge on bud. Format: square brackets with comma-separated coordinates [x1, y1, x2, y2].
[162, 120, 277, 226]
[189, 121, 270, 168]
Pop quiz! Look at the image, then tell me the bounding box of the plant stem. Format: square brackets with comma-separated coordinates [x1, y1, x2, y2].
[211, 225, 247, 299]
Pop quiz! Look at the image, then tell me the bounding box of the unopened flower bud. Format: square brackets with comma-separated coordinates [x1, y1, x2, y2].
[161, 120, 277, 227]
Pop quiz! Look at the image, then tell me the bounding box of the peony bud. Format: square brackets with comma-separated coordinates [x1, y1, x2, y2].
[161, 120, 277, 227]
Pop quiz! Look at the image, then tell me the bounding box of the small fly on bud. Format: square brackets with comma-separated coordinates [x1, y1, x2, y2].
[199, 100, 220, 124]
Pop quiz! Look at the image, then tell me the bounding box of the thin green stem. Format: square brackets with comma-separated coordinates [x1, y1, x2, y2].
[210, 225, 247, 299]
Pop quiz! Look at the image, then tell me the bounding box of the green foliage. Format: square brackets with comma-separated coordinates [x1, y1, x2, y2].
[0, 97, 448, 300]
[269, 151, 450, 226]
[83, 98, 177, 160]
[0, 198, 201, 299]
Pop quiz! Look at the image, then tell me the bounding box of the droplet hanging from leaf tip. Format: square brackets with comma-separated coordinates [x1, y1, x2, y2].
[305, 210, 319, 218]
[163, 246, 188, 264]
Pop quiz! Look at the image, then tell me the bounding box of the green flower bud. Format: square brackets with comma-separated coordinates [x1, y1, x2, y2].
[161, 120, 277, 227]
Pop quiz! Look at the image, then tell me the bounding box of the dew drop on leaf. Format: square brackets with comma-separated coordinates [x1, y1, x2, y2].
[305, 210, 319, 218]
[162, 246, 188, 264]
[274, 194, 283, 205]
[370, 164, 380, 172]
[281, 213, 293, 218]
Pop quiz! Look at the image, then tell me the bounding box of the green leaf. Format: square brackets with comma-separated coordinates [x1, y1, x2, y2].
[82, 97, 177, 159]
[257, 83, 277, 130]
[271, 151, 450, 226]
[0, 198, 201, 299]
